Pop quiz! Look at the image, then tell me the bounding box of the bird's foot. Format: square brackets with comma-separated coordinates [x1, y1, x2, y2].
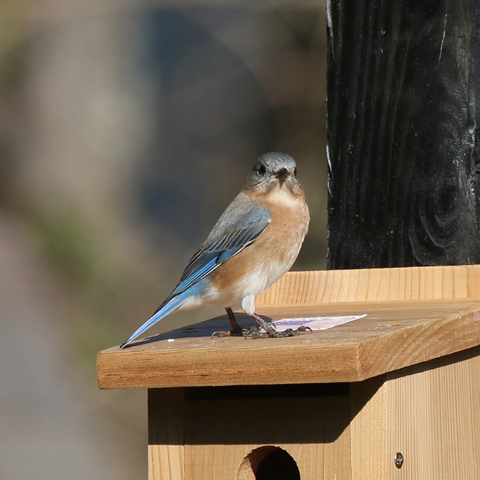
[211, 327, 247, 338]
[245, 324, 312, 338]
[212, 308, 250, 337]
[211, 307, 252, 337]
[246, 313, 312, 338]
[211, 325, 312, 338]
[211, 308, 312, 338]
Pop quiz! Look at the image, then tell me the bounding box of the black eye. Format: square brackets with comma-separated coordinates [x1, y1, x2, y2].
[294, 168, 297, 177]
[257, 164, 267, 176]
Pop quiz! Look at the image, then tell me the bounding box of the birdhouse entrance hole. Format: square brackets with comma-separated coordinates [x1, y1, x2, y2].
[237, 446, 301, 480]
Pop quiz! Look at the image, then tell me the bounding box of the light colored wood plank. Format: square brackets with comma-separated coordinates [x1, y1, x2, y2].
[145, 348, 480, 479]
[97, 299, 480, 389]
[148, 389, 185, 480]
[349, 347, 480, 479]
[183, 391, 351, 480]
[350, 376, 387, 480]
[149, 347, 480, 480]
[385, 346, 480, 479]
[256, 265, 480, 305]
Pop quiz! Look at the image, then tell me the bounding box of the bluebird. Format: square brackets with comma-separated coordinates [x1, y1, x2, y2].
[120, 152, 310, 348]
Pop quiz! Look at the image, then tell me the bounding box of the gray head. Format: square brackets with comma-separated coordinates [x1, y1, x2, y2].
[244, 152, 302, 195]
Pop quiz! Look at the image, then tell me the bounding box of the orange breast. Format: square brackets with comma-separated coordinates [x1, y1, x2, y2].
[208, 186, 309, 306]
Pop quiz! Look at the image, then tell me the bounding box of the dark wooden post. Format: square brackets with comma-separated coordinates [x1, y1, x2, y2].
[326, 0, 480, 269]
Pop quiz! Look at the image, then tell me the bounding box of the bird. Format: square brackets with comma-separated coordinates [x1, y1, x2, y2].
[120, 152, 310, 348]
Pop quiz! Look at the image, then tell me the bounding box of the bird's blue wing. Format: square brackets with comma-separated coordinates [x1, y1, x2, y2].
[156, 202, 271, 311]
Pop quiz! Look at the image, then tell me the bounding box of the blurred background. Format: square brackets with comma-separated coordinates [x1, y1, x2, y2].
[0, 1, 327, 478]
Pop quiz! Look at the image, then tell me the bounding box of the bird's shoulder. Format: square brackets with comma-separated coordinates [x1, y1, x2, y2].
[202, 192, 272, 246]
[175, 193, 272, 288]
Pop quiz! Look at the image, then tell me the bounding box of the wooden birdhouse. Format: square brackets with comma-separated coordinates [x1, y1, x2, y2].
[97, 265, 480, 479]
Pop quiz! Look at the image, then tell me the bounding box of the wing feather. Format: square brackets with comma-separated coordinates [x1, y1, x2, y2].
[153, 201, 271, 314]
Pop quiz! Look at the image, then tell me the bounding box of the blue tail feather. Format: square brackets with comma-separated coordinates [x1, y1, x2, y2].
[120, 294, 187, 349]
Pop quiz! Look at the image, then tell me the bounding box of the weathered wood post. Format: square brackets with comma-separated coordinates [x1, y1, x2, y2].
[326, 0, 480, 268]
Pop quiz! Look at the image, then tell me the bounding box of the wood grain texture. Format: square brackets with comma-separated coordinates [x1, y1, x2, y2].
[326, 0, 479, 268]
[256, 265, 480, 305]
[385, 346, 480, 479]
[350, 376, 387, 480]
[183, 391, 350, 480]
[148, 389, 185, 480]
[97, 266, 480, 389]
[97, 300, 480, 389]
[348, 347, 480, 479]
[146, 351, 480, 480]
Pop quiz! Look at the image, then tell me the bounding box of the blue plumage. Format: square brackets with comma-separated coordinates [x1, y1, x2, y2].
[120, 202, 271, 348]
[120, 288, 196, 349]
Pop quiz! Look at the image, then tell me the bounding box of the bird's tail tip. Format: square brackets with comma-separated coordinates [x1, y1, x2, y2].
[117, 294, 187, 350]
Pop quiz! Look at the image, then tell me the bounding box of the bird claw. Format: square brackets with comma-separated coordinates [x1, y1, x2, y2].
[212, 314, 313, 339]
[244, 324, 312, 339]
[211, 327, 250, 338]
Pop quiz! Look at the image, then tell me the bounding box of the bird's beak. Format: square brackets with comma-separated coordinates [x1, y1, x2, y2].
[276, 168, 289, 185]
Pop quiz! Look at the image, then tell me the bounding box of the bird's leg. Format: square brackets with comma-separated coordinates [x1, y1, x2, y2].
[226, 307, 243, 335]
[248, 312, 277, 337]
[211, 307, 247, 337]
[248, 312, 312, 338]
[212, 308, 312, 338]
